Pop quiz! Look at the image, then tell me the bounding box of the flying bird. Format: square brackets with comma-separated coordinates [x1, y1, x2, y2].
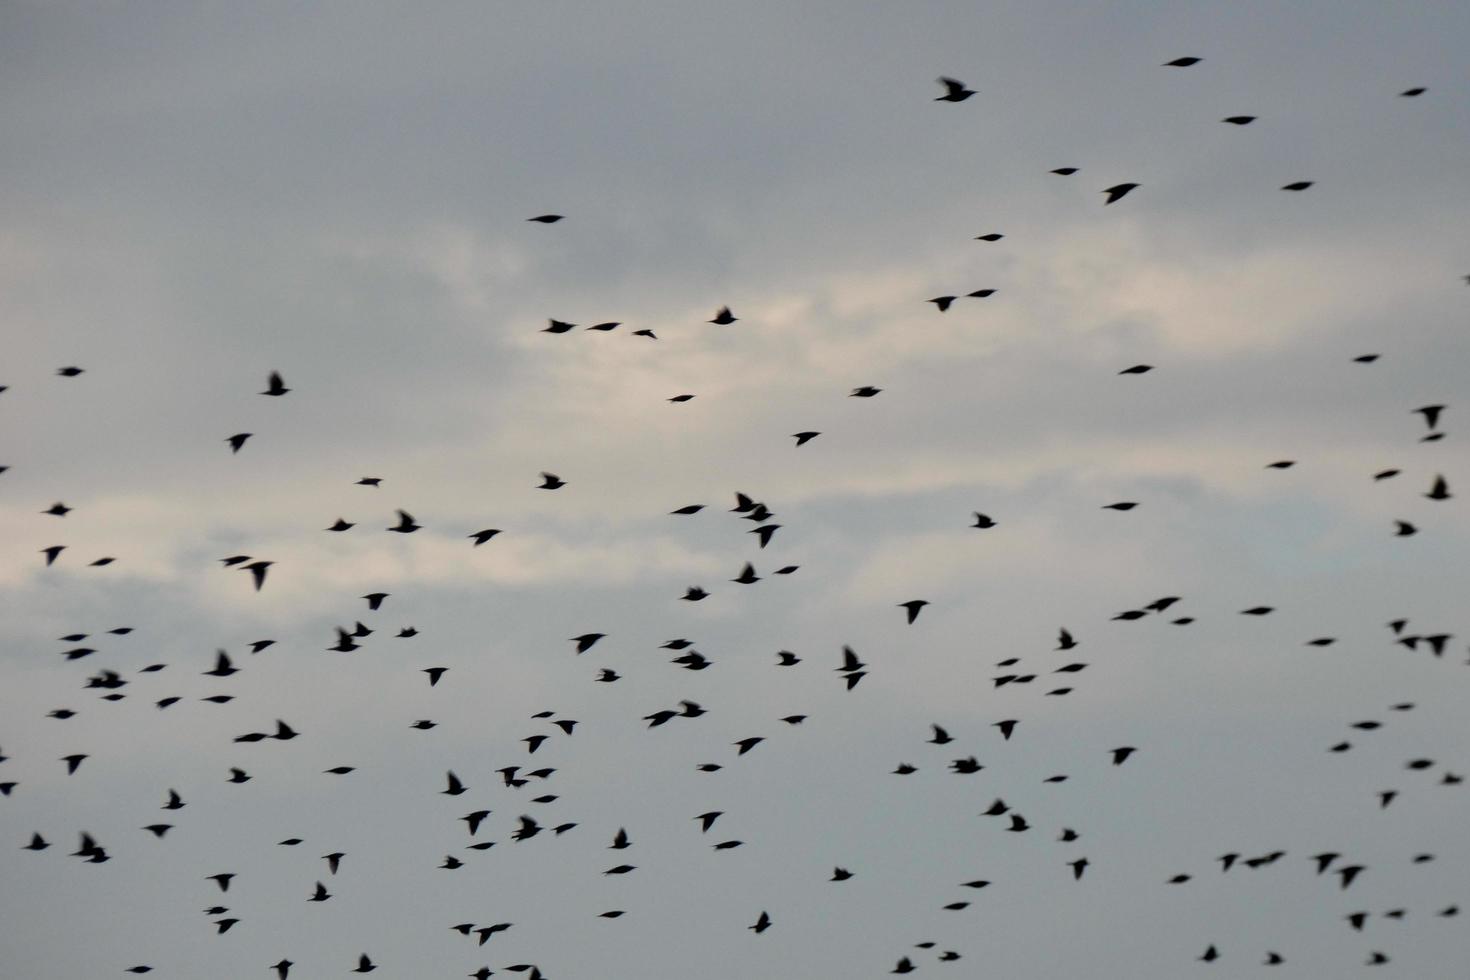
[262, 371, 289, 396]
[935, 77, 975, 101]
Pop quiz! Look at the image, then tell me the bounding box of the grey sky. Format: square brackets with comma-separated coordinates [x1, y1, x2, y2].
[2, 1, 1469, 977]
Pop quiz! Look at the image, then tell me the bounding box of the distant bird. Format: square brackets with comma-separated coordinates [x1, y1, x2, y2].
[1163, 56, 1202, 66]
[388, 509, 421, 532]
[272, 961, 293, 980]
[351, 954, 377, 973]
[749, 911, 772, 933]
[893, 957, 915, 974]
[994, 719, 1018, 740]
[543, 320, 576, 334]
[1425, 475, 1451, 500]
[1111, 746, 1136, 765]
[851, 386, 882, 397]
[1051, 167, 1079, 175]
[935, 77, 975, 101]
[571, 633, 605, 654]
[1281, 181, 1314, 191]
[443, 771, 467, 796]
[309, 881, 330, 901]
[1222, 115, 1256, 124]
[1414, 404, 1445, 430]
[682, 586, 709, 601]
[1067, 858, 1089, 880]
[1102, 501, 1138, 510]
[1119, 364, 1153, 374]
[227, 433, 251, 453]
[41, 546, 65, 566]
[1199, 945, 1219, 963]
[469, 529, 501, 545]
[971, 512, 997, 528]
[243, 560, 272, 591]
[43, 502, 72, 516]
[538, 472, 565, 490]
[929, 296, 956, 312]
[732, 563, 760, 584]
[357, 477, 382, 487]
[56, 366, 85, 376]
[899, 600, 930, 624]
[1399, 87, 1426, 97]
[793, 431, 820, 446]
[975, 233, 1004, 242]
[262, 371, 289, 396]
[1102, 183, 1139, 204]
[527, 214, 563, 223]
[709, 306, 737, 325]
[62, 754, 87, 775]
[1056, 628, 1077, 650]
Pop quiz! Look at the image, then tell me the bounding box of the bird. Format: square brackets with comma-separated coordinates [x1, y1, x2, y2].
[323, 852, 344, 874]
[308, 881, 330, 901]
[571, 633, 605, 654]
[469, 528, 501, 545]
[357, 477, 382, 487]
[1102, 501, 1137, 510]
[1425, 474, 1451, 500]
[1400, 87, 1427, 97]
[542, 319, 576, 333]
[272, 961, 293, 980]
[262, 371, 289, 396]
[971, 512, 997, 528]
[1281, 181, 1314, 191]
[899, 600, 930, 624]
[1067, 858, 1089, 880]
[351, 954, 377, 973]
[56, 365, 85, 376]
[527, 214, 563, 223]
[203, 650, 238, 677]
[1102, 183, 1139, 204]
[1111, 746, 1137, 765]
[831, 867, 853, 881]
[242, 560, 272, 591]
[364, 592, 389, 610]
[1163, 56, 1201, 66]
[749, 911, 772, 933]
[1414, 404, 1445, 430]
[850, 386, 882, 397]
[1119, 364, 1153, 374]
[538, 472, 565, 489]
[43, 501, 72, 516]
[226, 433, 251, 453]
[709, 306, 737, 325]
[586, 321, 619, 331]
[40, 546, 65, 566]
[929, 296, 956, 311]
[443, 771, 467, 795]
[388, 509, 421, 532]
[935, 77, 975, 101]
[1222, 115, 1256, 124]
[793, 431, 820, 446]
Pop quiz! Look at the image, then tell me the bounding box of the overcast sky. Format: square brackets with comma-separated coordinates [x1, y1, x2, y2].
[2, 2, 1469, 977]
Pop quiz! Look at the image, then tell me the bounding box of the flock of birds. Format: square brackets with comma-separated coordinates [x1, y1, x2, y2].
[2, 55, 1466, 978]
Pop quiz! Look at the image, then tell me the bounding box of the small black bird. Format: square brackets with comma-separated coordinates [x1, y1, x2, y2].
[527, 214, 563, 223]
[388, 509, 421, 532]
[469, 529, 501, 545]
[899, 600, 930, 624]
[709, 306, 737, 325]
[226, 433, 251, 453]
[1281, 181, 1314, 191]
[262, 371, 290, 396]
[243, 560, 272, 591]
[793, 431, 820, 446]
[1222, 115, 1256, 125]
[1102, 183, 1139, 204]
[363, 592, 390, 610]
[935, 77, 975, 102]
[850, 386, 882, 397]
[443, 771, 467, 796]
[538, 472, 566, 489]
[749, 911, 772, 933]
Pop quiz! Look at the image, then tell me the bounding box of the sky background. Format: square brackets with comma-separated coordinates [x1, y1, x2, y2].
[2, 1, 1469, 977]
